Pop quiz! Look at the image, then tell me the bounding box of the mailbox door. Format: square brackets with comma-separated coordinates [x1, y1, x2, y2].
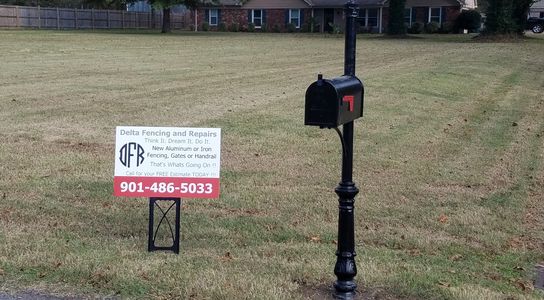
[305, 82, 339, 127]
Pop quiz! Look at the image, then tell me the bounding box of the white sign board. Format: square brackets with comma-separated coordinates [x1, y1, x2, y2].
[114, 126, 221, 198]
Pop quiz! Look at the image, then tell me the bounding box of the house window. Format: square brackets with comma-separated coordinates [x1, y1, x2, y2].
[540, 12, 544, 18]
[252, 9, 263, 28]
[357, 8, 366, 26]
[404, 8, 412, 26]
[429, 7, 441, 24]
[209, 9, 218, 26]
[357, 8, 378, 28]
[367, 8, 378, 27]
[289, 9, 301, 28]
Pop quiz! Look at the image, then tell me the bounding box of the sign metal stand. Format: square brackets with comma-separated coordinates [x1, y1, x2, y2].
[148, 197, 181, 254]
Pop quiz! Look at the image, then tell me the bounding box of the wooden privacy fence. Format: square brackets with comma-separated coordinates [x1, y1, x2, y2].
[0, 5, 191, 30]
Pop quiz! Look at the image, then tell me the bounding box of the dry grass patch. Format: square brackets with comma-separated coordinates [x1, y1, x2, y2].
[0, 30, 543, 299]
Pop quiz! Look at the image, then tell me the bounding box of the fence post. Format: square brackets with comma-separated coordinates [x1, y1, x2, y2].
[75, 8, 78, 29]
[107, 10, 110, 28]
[15, 6, 19, 27]
[194, 9, 197, 32]
[57, 7, 60, 29]
[122, 10, 125, 29]
[91, 8, 94, 29]
[38, 6, 41, 29]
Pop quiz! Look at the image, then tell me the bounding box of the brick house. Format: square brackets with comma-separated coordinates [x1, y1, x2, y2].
[196, 0, 477, 33]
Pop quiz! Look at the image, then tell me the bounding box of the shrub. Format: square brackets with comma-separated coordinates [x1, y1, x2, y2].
[440, 22, 455, 34]
[328, 22, 342, 34]
[228, 23, 239, 32]
[260, 23, 268, 32]
[272, 24, 281, 33]
[456, 9, 482, 32]
[407, 22, 423, 34]
[301, 21, 311, 32]
[218, 22, 227, 32]
[248, 22, 255, 32]
[424, 22, 440, 33]
[286, 22, 297, 33]
[202, 22, 210, 31]
[302, 17, 317, 32]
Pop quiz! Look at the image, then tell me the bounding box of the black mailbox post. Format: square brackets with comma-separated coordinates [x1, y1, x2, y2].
[304, 1, 363, 299]
[305, 75, 363, 128]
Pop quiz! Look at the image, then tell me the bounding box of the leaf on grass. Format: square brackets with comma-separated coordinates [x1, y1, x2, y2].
[408, 249, 421, 256]
[449, 254, 463, 261]
[309, 236, 321, 243]
[439, 214, 448, 224]
[0, 268, 5, 276]
[438, 281, 451, 287]
[516, 279, 534, 291]
[221, 252, 233, 261]
[508, 237, 525, 249]
[139, 272, 150, 281]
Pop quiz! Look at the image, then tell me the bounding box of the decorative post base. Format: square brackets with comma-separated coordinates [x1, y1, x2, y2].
[333, 182, 359, 299]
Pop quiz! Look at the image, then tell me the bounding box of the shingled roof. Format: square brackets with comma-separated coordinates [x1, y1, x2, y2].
[203, 0, 476, 8]
[307, 0, 386, 7]
[201, 0, 243, 6]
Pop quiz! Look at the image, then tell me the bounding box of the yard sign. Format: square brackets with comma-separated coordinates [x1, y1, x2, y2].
[114, 126, 221, 198]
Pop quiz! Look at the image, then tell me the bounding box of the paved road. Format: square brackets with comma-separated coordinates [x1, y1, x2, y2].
[0, 291, 68, 300]
[0, 291, 116, 300]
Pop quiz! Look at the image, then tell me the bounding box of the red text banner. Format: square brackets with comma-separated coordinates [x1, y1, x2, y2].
[114, 177, 220, 198]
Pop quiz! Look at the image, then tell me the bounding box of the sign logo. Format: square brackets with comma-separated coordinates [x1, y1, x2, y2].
[119, 142, 145, 168]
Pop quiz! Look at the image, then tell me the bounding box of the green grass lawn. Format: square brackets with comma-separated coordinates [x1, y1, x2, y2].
[0, 30, 543, 299]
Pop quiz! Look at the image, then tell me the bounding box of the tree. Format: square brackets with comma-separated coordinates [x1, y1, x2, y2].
[148, 0, 200, 33]
[387, 0, 406, 35]
[84, 0, 126, 9]
[456, 10, 482, 32]
[511, 0, 535, 34]
[484, 0, 535, 35]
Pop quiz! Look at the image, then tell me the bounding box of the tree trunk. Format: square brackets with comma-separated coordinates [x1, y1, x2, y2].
[162, 7, 171, 33]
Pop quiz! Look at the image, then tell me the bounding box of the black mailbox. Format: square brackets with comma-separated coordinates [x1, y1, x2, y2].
[305, 74, 364, 128]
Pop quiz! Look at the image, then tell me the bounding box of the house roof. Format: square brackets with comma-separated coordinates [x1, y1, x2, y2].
[201, 0, 243, 6]
[307, 0, 386, 7]
[203, 0, 475, 8]
[203, 0, 387, 7]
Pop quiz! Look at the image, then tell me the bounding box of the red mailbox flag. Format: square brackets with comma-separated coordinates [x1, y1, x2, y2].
[342, 95, 354, 112]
